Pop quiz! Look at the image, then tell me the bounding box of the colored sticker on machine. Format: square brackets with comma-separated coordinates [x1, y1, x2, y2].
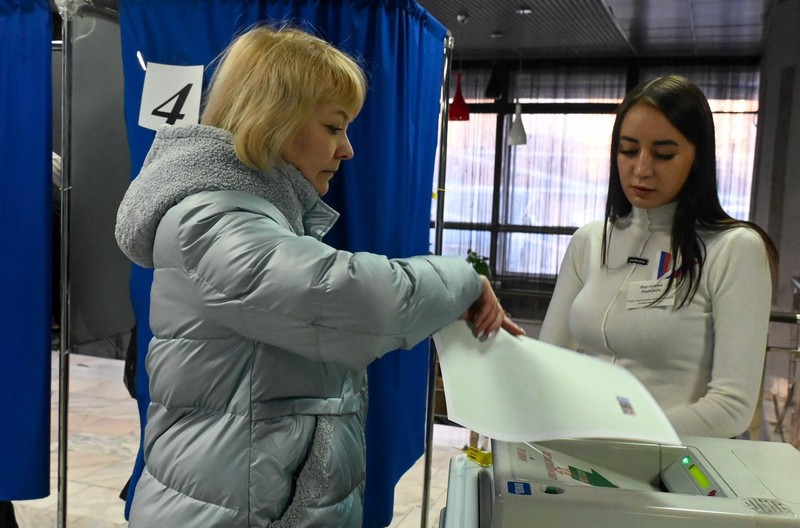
[543, 450, 557, 480]
[568, 466, 618, 488]
[507, 481, 532, 495]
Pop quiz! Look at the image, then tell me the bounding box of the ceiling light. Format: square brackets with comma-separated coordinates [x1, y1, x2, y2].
[484, 65, 505, 100]
[490, 31, 504, 39]
[515, 7, 533, 15]
[449, 72, 470, 121]
[508, 103, 527, 145]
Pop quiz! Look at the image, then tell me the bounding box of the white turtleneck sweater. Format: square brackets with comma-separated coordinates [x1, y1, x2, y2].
[539, 203, 772, 438]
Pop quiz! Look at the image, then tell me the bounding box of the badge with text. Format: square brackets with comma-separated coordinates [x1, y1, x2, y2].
[626, 279, 675, 309]
[627, 256, 649, 266]
[138, 62, 204, 131]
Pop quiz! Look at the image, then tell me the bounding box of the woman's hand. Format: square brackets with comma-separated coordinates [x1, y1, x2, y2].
[461, 276, 526, 339]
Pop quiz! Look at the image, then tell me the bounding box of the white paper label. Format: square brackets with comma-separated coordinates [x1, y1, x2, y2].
[138, 62, 204, 131]
[626, 279, 675, 309]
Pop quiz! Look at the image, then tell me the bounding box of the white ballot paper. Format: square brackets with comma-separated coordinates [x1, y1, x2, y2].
[432, 321, 681, 445]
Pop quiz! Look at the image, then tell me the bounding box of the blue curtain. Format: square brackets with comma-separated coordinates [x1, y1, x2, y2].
[0, 0, 52, 500]
[118, 1, 446, 525]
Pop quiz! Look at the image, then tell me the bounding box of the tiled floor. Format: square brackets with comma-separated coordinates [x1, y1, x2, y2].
[12, 352, 471, 528]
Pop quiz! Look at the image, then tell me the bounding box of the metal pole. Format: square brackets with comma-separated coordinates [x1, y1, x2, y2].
[56, 3, 75, 527]
[420, 33, 454, 528]
[433, 36, 454, 257]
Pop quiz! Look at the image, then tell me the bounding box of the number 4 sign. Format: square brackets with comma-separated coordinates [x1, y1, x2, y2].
[138, 62, 204, 131]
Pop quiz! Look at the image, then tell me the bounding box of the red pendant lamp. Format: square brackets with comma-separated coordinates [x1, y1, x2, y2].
[448, 71, 470, 121]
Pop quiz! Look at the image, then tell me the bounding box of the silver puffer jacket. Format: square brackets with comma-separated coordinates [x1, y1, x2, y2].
[115, 125, 482, 527]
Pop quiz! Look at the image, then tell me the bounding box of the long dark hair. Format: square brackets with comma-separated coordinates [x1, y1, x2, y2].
[602, 75, 777, 306]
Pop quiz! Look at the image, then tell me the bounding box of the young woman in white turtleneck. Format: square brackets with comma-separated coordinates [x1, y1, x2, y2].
[540, 75, 777, 439]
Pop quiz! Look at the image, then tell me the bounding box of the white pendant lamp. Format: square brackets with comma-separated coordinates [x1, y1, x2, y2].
[508, 103, 527, 145]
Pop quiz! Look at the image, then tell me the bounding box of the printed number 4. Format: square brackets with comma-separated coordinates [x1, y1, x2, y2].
[151, 83, 193, 125]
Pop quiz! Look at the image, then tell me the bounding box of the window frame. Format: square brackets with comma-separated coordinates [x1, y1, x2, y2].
[432, 57, 762, 313]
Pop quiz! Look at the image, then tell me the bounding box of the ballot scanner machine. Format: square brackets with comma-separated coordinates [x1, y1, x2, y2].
[441, 436, 800, 527]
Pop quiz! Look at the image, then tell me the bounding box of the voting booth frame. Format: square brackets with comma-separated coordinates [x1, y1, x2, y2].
[46, 2, 458, 527]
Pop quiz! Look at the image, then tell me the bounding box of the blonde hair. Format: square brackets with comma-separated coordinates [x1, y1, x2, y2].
[201, 24, 367, 172]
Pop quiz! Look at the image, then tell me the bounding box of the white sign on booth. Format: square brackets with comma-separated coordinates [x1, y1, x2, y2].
[138, 62, 204, 131]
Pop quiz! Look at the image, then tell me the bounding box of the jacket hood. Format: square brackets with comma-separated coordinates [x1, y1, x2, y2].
[115, 124, 334, 267]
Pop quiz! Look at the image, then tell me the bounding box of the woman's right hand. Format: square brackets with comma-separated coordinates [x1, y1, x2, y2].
[461, 276, 526, 339]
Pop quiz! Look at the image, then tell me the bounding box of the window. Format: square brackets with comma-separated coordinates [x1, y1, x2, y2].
[432, 61, 760, 301]
[639, 64, 760, 220]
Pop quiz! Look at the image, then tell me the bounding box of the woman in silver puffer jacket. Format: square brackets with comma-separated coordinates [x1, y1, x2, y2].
[115, 24, 523, 527]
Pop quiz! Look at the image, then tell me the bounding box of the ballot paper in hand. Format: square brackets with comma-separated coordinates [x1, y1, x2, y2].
[432, 321, 681, 445]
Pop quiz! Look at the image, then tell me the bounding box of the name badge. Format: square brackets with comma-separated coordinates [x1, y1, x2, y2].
[626, 280, 675, 309]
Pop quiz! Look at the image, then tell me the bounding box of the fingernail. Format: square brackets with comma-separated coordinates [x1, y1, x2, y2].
[487, 331, 496, 339]
[477, 331, 485, 340]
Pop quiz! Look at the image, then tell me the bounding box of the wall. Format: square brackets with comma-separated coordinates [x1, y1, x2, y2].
[754, 0, 800, 312]
[752, 0, 800, 444]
